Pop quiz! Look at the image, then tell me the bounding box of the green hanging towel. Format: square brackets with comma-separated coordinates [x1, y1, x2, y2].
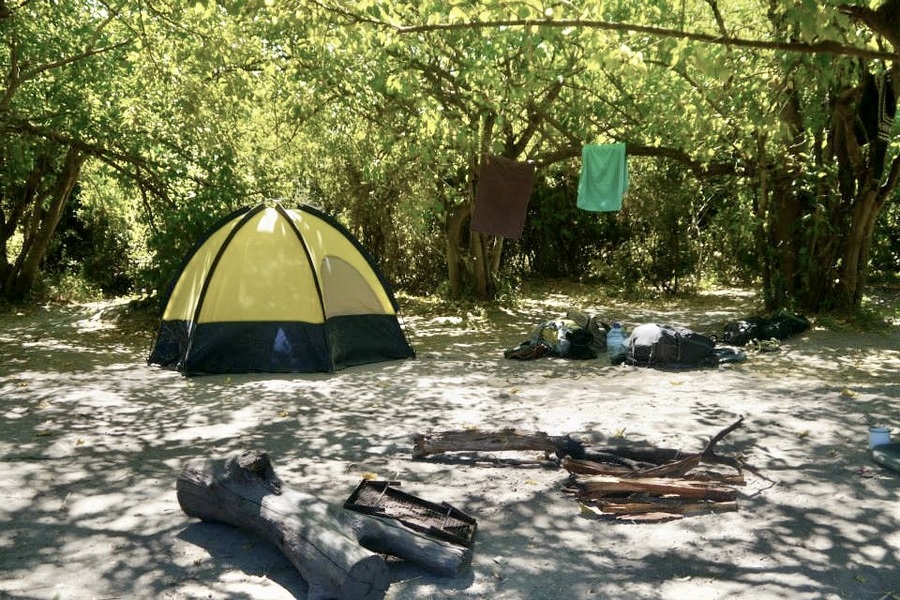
[577, 143, 629, 212]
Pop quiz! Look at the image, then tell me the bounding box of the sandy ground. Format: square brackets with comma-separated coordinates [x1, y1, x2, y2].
[1, 288, 898, 600]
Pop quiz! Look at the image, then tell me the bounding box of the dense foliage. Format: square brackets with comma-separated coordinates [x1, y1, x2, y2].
[0, 0, 897, 311]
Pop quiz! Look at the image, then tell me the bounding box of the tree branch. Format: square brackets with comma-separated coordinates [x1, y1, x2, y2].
[704, 0, 728, 38]
[19, 39, 133, 82]
[839, 1, 900, 49]
[0, 117, 171, 200]
[534, 140, 740, 178]
[509, 77, 566, 157]
[384, 18, 899, 62]
[2, 118, 146, 168]
[880, 152, 900, 199]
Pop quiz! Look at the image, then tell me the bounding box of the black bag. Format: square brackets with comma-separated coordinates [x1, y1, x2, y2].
[537, 319, 597, 359]
[504, 340, 550, 360]
[723, 311, 809, 346]
[763, 311, 810, 340]
[624, 323, 717, 369]
[722, 317, 766, 346]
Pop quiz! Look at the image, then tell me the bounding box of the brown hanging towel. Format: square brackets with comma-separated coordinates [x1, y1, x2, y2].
[471, 155, 536, 239]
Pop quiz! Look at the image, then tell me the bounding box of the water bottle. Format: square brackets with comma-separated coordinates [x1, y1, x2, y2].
[607, 322, 625, 363]
[555, 321, 571, 357]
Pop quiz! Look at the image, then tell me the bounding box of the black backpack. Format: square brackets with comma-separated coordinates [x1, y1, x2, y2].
[504, 318, 597, 360]
[623, 323, 717, 369]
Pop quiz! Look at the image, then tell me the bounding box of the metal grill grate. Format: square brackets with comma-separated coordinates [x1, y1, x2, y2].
[344, 480, 477, 547]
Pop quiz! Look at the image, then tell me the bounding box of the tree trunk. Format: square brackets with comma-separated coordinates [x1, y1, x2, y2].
[489, 235, 504, 282]
[2, 146, 86, 302]
[763, 61, 898, 314]
[836, 186, 878, 309]
[0, 149, 52, 296]
[767, 170, 801, 309]
[826, 67, 899, 311]
[471, 230, 489, 299]
[756, 133, 775, 308]
[444, 200, 469, 299]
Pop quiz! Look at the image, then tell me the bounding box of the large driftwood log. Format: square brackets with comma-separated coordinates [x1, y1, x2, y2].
[177, 450, 389, 600]
[177, 451, 473, 598]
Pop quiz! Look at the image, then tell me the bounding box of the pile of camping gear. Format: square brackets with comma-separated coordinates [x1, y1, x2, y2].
[504, 308, 810, 370]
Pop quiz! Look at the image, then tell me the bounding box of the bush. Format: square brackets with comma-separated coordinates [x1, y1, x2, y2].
[507, 170, 623, 280]
[871, 201, 899, 284]
[43, 188, 137, 298]
[32, 271, 103, 303]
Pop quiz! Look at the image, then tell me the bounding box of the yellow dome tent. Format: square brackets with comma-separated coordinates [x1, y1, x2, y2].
[148, 202, 415, 375]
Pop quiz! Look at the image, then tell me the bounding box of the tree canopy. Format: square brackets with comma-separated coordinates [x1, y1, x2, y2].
[1, 0, 897, 311]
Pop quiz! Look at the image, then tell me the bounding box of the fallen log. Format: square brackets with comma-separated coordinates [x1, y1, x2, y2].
[683, 470, 745, 485]
[412, 428, 692, 467]
[561, 455, 742, 483]
[412, 428, 581, 459]
[177, 451, 476, 599]
[412, 419, 746, 471]
[177, 450, 390, 600]
[565, 419, 746, 483]
[343, 480, 475, 577]
[580, 494, 739, 523]
[631, 453, 703, 478]
[346, 510, 472, 577]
